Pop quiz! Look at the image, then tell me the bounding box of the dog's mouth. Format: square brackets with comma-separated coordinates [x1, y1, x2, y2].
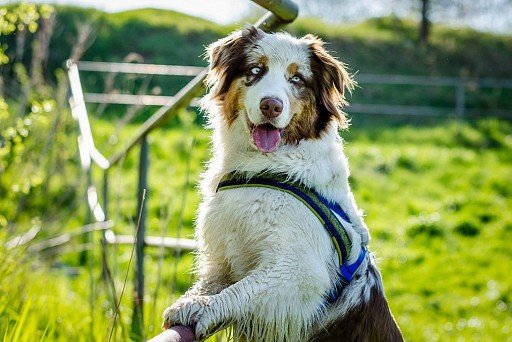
[248, 122, 284, 153]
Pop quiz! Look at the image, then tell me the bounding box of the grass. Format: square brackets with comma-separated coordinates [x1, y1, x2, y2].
[0, 230, 196, 341]
[2, 115, 512, 341]
[344, 117, 512, 341]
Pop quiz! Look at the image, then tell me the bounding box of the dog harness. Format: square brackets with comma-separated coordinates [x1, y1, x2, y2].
[216, 171, 367, 303]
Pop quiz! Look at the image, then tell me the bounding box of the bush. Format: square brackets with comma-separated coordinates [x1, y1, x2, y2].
[0, 4, 80, 230]
[406, 213, 445, 238]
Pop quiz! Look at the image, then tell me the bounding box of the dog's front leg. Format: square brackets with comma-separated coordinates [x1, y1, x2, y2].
[181, 270, 231, 298]
[163, 272, 265, 340]
[164, 261, 326, 341]
[163, 258, 231, 330]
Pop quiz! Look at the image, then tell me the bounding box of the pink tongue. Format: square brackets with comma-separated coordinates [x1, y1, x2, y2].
[252, 126, 281, 153]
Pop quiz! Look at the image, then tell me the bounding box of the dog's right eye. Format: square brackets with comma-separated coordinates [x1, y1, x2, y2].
[250, 67, 261, 75]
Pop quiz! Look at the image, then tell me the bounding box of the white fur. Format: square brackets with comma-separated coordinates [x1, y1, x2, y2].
[244, 33, 312, 130]
[163, 32, 373, 342]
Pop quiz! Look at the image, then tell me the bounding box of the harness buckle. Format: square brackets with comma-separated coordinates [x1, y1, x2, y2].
[326, 246, 367, 303]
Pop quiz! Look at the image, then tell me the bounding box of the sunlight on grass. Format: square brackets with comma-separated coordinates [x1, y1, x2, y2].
[1, 117, 511, 341]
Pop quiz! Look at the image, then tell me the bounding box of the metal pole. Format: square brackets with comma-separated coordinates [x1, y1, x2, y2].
[101, 171, 110, 281]
[147, 326, 194, 342]
[252, 0, 298, 22]
[80, 167, 92, 266]
[103, 171, 109, 220]
[131, 135, 149, 339]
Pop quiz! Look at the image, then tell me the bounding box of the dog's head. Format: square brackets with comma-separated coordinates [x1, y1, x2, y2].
[204, 27, 354, 153]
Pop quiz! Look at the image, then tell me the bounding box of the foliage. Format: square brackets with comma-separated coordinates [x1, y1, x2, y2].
[0, 3, 53, 63]
[43, 8, 512, 78]
[294, 0, 512, 35]
[0, 99, 52, 222]
[0, 227, 195, 341]
[0, 4, 79, 233]
[0, 68, 77, 230]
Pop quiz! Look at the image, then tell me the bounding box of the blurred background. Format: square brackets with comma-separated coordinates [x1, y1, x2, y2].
[0, 0, 511, 341]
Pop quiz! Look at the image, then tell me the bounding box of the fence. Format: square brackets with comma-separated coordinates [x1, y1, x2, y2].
[66, 0, 298, 340]
[74, 66, 512, 118]
[352, 74, 512, 117]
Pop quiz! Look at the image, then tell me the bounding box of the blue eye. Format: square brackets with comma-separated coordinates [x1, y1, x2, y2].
[290, 75, 303, 84]
[251, 67, 261, 75]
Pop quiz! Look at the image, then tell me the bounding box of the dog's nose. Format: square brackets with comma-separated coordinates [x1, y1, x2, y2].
[260, 97, 283, 118]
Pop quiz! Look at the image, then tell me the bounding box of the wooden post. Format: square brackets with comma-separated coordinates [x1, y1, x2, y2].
[131, 135, 149, 339]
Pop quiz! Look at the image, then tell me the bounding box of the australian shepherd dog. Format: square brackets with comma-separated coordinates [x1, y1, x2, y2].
[163, 27, 403, 342]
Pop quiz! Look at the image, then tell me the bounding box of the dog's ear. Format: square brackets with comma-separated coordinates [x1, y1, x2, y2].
[303, 34, 355, 130]
[206, 26, 264, 99]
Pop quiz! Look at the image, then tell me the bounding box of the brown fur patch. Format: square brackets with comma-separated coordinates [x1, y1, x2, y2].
[287, 63, 299, 76]
[258, 55, 269, 66]
[284, 35, 357, 144]
[302, 34, 355, 131]
[309, 265, 403, 342]
[282, 89, 321, 144]
[222, 79, 245, 127]
[206, 27, 264, 100]
[204, 26, 265, 127]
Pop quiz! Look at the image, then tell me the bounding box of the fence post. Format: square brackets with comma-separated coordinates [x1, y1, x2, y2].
[131, 135, 149, 339]
[455, 80, 466, 116]
[101, 171, 109, 280]
[103, 171, 109, 219]
[80, 167, 92, 265]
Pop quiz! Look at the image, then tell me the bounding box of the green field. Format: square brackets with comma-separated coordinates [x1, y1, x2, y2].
[2, 115, 512, 341]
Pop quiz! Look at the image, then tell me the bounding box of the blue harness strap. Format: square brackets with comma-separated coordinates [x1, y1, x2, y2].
[216, 171, 367, 303]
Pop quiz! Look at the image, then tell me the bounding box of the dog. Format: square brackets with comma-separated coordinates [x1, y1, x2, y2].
[163, 26, 403, 342]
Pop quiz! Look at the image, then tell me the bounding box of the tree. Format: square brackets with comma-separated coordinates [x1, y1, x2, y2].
[416, 0, 509, 45]
[292, 0, 512, 45]
[419, 0, 430, 46]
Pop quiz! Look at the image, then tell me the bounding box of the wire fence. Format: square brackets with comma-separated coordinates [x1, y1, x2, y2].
[352, 74, 512, 117]
[76, 62, 512, 118]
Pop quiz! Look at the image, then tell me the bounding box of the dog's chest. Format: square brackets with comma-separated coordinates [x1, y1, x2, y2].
[199, 186, 333, 281]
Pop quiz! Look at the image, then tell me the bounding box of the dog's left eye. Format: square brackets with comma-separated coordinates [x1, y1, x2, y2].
[250, 67, 261, 75]
[290, 75, 303, 84]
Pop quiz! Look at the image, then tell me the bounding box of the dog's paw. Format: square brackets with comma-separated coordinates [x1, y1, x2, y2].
[162, 296, 218, 340]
